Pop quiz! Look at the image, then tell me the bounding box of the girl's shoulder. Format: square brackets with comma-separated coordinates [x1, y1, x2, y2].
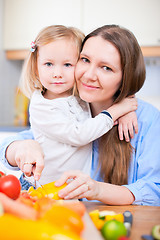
[67, 96, 91, 116]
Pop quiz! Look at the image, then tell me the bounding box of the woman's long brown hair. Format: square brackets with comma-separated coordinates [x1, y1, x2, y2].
[82, 25, 146, 185]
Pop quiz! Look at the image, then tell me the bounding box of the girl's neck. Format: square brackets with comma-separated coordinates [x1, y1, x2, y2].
[43, 89, 72, 100]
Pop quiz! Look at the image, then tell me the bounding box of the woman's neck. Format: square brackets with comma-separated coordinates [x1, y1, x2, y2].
[90, 100, 113, 117]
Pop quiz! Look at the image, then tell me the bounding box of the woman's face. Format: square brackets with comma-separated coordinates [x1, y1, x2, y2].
[75, 36, 122, 108]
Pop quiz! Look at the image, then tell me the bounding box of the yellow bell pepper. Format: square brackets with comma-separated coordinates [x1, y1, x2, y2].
[89, 209, 105, 230]
[28, 181, 67, 200]
[0, 213, 83, 240]
[105, 213, 124, 223]
[89, 210, 124, 230]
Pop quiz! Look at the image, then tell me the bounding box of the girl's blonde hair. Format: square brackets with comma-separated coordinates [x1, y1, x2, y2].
[20, 25, 85, 98]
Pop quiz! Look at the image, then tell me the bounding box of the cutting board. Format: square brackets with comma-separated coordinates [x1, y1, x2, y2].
[82, 212, 104, 240]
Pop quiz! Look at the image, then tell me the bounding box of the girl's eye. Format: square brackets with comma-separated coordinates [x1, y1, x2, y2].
[81, 57, 90, 63]
[64, 63, 72, 67]
[45, 62, 53, 67]
[102, 66, 112, 71]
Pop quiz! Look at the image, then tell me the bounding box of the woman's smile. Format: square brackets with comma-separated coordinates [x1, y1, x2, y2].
[81, 81, 100, 90]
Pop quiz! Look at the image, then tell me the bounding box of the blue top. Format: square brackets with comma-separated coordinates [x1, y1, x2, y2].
[0, 99, 160, 206]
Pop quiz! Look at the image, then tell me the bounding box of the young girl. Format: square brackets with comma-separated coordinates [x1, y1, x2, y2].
[12, 25, 137, 187]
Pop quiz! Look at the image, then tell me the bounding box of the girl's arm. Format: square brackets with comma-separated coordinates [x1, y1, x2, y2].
[118, 111, 138, 142]
[6, 140, 44, 180]
[30, 97, 137, 146]
[0, 129, 34, 168]
[0, 129, 44, 180]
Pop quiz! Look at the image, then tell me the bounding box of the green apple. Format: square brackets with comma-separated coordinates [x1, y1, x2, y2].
[101, 219, 127, 240]
[152, 225, 160, 240]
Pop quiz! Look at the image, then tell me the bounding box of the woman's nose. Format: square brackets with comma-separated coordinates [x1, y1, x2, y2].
[83, 65, 97, 81]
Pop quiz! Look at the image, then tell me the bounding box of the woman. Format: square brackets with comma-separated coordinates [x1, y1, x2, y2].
[1, 25, 160, 205]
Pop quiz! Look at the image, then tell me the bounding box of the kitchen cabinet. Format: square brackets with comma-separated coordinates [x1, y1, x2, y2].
[3, 0, 82, 50]
[82, 0, 160, 46]
[3, 0, 160, 58]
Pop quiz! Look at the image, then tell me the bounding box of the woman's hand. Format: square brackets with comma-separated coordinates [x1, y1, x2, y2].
[118, 111, 138, 142]
[55, 170, 100, 200]
[6, 140, 44, 180]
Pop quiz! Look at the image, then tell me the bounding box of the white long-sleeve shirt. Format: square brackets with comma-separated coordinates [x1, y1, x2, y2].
[29, 90, 113, 184]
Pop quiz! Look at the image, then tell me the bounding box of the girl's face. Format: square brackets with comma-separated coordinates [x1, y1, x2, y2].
[37, 39, 78, 99]
[75, 36, 122, 110]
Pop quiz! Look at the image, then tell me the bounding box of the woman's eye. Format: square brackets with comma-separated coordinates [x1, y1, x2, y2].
[81, 57, 89, 63]
[64, 63, 72, 67]
[45, 62, 52, 67]
[102, 66, 112, 71]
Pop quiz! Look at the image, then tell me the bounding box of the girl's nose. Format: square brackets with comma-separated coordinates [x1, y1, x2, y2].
[83, 65, 97, 81]
[52, 66, 62, 78]
[53, 74, 62, 78]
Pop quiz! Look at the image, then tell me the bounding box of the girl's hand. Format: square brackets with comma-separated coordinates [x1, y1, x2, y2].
[55, 170, 99, 200]
[118, 111, 138, 142]
[6, 140, 44, 180]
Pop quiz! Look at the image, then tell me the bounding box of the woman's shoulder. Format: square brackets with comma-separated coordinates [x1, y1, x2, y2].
[131, 99, 160, 145]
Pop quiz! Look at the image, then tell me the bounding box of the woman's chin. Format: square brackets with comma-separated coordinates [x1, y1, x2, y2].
[79, 92, 93, 103]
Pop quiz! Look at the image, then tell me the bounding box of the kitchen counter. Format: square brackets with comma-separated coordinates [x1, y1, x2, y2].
[84, 202, 160, 240]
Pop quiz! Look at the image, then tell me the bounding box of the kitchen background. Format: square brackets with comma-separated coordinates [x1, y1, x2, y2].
[0, 0, 160, 175]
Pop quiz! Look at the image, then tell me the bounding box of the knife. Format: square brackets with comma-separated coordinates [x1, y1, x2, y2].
[23, 174, 42, 189]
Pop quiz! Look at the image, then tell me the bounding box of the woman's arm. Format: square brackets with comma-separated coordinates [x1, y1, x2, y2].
[55, 101, 160, 206]
[55, 170, 135, 205]
[123, 101, 160, 206]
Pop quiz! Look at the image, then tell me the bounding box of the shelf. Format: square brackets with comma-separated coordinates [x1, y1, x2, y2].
[5, 47, 160, 60]
[5, 50, 29, 60]
[141, 46, 160, 57]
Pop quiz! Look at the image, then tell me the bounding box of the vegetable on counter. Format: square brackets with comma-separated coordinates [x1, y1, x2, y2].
[0, 193, 86, 239]
[28, 180, 67, 200]
[152, 225, 160, 240]
[0, 172, 21, 200]
[89, 209, 132, 240]
[0, 171, 6, 177]
[0, 192, 38, 220]
[89, 209, 124, 230]
[42, 204, 84, 236]
[59, 200, 86, 217]
[101, 220, 127, 240]
[0, 177, 86, 240]
[0, 213, 84, 240]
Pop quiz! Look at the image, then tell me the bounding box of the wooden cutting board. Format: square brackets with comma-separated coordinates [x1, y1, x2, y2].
[82, 212, 103, 240]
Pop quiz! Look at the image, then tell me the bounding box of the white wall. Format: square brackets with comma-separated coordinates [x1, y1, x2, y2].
[0, 0, 159, 128]
[137, 58, 160, 110]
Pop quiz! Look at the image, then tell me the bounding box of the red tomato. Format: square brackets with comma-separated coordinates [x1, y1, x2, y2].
[0, 171, 6, 177]
[0, 174, 21, 200]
